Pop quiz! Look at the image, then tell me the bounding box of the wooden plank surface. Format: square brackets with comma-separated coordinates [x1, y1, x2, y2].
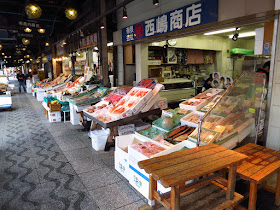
[152, 149, 238, 181]
[235, 143, 280, 183]
[138, 144, 218, 169]
[158, 152, 247, 188]
[143, 146, 227, 174]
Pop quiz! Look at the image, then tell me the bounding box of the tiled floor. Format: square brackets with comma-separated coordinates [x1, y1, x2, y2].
[0, 89, 147, 210]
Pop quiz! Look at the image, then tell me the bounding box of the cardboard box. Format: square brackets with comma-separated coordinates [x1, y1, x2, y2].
[48, 103, 61, 112]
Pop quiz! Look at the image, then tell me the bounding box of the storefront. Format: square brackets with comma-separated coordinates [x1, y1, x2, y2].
[114, 0, 280, 149]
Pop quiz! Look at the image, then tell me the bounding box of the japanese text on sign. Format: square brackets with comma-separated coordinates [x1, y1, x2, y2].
[80, 33, 98, 48]
[122, 0, 217, 43]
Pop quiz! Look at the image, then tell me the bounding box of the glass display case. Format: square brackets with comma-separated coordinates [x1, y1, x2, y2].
[189, 72, 266, 149]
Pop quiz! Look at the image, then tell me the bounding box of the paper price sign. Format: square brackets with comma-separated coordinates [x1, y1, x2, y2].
[162, 110, 173, 118]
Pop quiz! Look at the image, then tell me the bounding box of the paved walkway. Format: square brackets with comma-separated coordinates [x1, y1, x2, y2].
[0, 91, 148, 210]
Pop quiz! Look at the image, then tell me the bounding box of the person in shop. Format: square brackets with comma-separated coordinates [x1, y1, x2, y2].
[16, 70, 26, 93]
[202, 77, 213, 92]
[256, 61, 270, 84]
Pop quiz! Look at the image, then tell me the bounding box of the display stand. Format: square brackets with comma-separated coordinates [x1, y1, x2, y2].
[195, 72, 266, 148]
[83, 108, 161, 150]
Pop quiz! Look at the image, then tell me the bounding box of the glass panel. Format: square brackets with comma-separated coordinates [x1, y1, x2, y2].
[191, 72, 267, 147]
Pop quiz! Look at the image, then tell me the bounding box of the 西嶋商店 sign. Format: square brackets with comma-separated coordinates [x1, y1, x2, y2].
[122, 0, 218, 43]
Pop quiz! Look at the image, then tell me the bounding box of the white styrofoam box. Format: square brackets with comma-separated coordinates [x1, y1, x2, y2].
[141, 93, 160, 113]
[49, 115, 61, 123]
[115, 134, 146, 179]
[128, 164, 170, 199]
[180, 111, 205, 128]
[179, 99, 208, 111]
[118, 124, 135, 136]
[70, 117, 80, 125]
[36, 90, 45, 101]
[194, 88, 224, 102]
[26, 87, 32, 93]
[48, 111, 61, 118]
[152, 97, 168, 110]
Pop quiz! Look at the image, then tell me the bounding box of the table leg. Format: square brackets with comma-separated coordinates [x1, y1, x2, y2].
[170, 186, 180, 210]
[275, 171, 280, 206]
[148, 175, 157, 207]
[227, 164, 237, 200]
[90, 121, 97, 131]
[248, 182, 257, 210]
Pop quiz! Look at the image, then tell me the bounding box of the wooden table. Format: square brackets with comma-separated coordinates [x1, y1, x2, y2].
[138, 144, 247, 210]
[234, 143, 280, 210]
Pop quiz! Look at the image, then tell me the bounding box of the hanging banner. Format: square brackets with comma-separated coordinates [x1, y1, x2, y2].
[80, 32, 98, 48]
[122, 0, 218, 43]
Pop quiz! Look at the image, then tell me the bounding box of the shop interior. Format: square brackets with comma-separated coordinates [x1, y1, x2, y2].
[121, 22, 271, 103]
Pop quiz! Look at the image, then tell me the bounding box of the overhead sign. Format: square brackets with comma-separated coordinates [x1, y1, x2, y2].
[80, 33, 98, 48]
[122, 0, 218, 43]
[18, 21, 40, 28]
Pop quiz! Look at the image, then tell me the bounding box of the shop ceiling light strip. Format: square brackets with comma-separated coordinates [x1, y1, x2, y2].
[204, 28, 240, 35]
[228, 31, 256, 38]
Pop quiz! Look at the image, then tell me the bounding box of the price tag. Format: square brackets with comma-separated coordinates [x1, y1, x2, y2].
[249, 108, 256, 113]
[162, 110, 173, 118]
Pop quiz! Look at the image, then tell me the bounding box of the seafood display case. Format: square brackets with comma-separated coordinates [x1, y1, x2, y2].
[193, 72, 266, 149]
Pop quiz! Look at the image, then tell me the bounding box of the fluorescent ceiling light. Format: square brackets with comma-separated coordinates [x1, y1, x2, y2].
[204, 28, 240, 35]
[107, 42, 113, 46]
[228, 31, 255, 38]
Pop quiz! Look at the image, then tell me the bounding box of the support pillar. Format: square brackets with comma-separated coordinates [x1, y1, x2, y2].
[135, 43, 148, 83]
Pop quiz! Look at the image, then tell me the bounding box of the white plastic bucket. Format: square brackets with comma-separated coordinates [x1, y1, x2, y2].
[89, 128, 110, 151]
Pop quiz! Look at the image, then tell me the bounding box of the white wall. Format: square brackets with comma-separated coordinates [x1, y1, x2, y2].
[149, 35, 255, 77]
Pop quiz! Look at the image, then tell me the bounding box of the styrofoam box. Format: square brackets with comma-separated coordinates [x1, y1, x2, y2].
[179, 99, 208, 111]
[141, 93, 160, 113]
[49, 116, 61, 123]
[180, 111, 205, 128]
[152, 97, 168, 110]
[48, 111, 61, 118]
[194, 88, 224, 102]
[115, 134, 145, 180]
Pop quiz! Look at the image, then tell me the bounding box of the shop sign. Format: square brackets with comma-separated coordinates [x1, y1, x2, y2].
[122, 0, 218, 43]
[80, 33, 98, 48]
[18, 21, 40, 28]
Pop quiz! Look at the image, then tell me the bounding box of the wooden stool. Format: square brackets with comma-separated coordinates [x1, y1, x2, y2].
[234, 143, 280, 210]
[139, 144, 247, 210]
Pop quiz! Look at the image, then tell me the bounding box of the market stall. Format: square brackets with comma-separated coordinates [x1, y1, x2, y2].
[113, 72, 266, 200]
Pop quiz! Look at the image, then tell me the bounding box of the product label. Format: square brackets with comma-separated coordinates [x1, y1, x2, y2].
[249, 108, 256, 114]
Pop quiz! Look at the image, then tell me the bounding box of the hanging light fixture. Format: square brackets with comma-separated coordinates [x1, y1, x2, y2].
[0, 44, 2, 50]
[153, 0, 159, 5]
[123, 6, 127, 19]
[65, 8, 78, 20]
[38, 28, 45, 34]
[45, 42, 49, 46]
[24, 27, 32, 33]
[100, 23, 105, 29]
[25, 3, 42, 19]
[22, 38, 30, 45]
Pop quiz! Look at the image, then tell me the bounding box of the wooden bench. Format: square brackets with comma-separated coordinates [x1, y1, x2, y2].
[138, 144, 247, 210]
[234, 143, 280, 210]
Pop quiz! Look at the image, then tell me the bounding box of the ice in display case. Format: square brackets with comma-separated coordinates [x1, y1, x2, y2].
[190, 72, 266, 149]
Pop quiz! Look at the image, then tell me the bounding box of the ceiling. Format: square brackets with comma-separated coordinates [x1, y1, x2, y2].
[0, 0, 90, 66]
